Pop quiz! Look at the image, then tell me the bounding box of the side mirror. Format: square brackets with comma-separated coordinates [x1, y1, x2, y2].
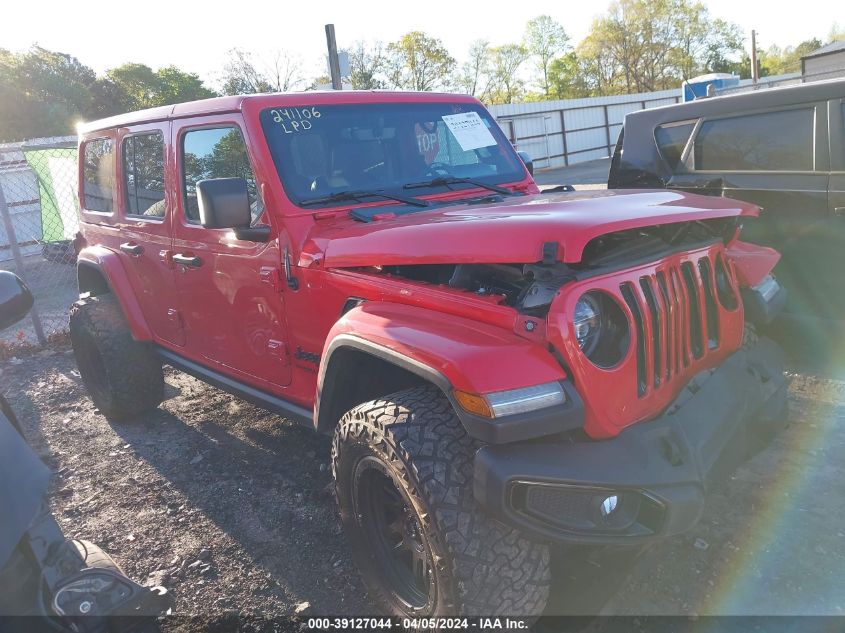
[197, 178, 271, 242]
[0, 271, 34, 331]
[197, 178, 252, 229]
[517, 151, 534, 176]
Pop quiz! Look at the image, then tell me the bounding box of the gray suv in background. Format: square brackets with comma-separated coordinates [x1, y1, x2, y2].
[609, 78, 845, 349]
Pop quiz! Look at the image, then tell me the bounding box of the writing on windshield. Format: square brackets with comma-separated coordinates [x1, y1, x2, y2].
[259, 102, 524, 208]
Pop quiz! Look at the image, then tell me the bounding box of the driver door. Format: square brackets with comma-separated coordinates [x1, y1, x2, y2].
[170, 115, 292, 388]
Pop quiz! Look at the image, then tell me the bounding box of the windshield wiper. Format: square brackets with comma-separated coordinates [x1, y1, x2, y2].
[299, 189, 429, 208]
[403, 176, 513, 196]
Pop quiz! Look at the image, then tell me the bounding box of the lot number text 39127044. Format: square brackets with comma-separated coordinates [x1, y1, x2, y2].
[305, 617, 530, 630]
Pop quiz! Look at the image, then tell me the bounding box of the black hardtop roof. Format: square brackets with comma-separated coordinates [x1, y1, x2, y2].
[624, 76, 845, 127]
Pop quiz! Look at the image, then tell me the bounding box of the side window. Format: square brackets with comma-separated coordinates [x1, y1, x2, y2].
[83, 138, 115, 213]
[123, 132, 165, 218]
[181, 126, 263, 224]
[693, 108, 815, 171]
[655, 122, 696, 171]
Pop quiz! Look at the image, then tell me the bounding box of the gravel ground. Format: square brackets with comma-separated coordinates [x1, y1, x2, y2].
[1, 344, 844, 625]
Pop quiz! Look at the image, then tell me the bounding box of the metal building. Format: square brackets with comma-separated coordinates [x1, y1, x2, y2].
[801, 41, 845, 78]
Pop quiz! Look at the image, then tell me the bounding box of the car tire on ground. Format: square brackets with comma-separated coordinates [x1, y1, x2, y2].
[70, 294, 163, 421]
[332, 385, 550, 617]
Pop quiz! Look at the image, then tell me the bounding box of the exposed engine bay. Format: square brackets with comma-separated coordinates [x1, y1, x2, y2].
[365, 218, 739, 316]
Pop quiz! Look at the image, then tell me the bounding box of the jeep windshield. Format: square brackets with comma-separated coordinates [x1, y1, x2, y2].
[259, 102, 526, 211]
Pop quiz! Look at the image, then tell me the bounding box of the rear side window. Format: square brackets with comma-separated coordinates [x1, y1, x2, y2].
[83, 138, 115, 212]
[655, 122, 695, 170]
[181, 126, 263, 224]
[123, 132, 165, 218]
[693, 109, 815, 171]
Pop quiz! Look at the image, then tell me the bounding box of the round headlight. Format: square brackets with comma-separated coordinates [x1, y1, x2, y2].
[574, 294, 602, 355]
[572, 291, 631, 368]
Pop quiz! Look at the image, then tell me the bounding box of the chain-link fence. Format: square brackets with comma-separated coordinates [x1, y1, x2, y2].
[0, 136, 80, 352]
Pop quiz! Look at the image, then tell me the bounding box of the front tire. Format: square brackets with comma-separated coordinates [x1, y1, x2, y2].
[70, 294, 163, 421]
[332, 385, 550, 617]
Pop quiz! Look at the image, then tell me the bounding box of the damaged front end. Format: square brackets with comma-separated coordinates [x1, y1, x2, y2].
[338, 214, 785, 441]
[357, 216, 746, 318]
[316, 196, 790, 546]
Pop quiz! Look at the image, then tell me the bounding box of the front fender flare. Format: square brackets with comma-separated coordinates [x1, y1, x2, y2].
[77, 246, 153, 341]
[317, 302, 582, 444]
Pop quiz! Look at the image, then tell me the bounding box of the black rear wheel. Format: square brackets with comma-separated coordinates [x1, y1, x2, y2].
[70, 294, 163, 421]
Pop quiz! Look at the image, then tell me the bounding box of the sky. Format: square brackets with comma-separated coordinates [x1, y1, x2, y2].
[3, 0, 842, 89]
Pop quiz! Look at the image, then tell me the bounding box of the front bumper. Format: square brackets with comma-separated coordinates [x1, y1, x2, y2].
[473, 336, 788, 545]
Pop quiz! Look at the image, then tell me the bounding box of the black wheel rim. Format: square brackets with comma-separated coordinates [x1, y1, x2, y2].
[352, 456, 434, 611]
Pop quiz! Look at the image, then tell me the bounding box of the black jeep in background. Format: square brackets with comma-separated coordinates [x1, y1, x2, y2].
[609, 78, 845, 351]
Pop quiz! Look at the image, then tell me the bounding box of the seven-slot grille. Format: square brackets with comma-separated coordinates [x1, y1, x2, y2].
[620, 254, 727, 397]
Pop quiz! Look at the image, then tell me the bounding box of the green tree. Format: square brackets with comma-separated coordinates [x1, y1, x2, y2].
[576, 0, 743, 95]
[88, 77, 130, 118]
[0, 46, 98, 141]
[670, 4, 743, 81]
[829, 23, 845, 43]
[575, 29, 625, 96]
[0, 46, 216, 142]
[524, 15, 570, 97]
[487, 44, 530, 104]
[387, 31, 456, 91]
[107, 63, 213, 109]
[703, 19, 746, 74]
[155, 66, 215, 104]
[105, 63, 159, 109]
[758, 39, 823, 75]
[547, 52, 585, 99]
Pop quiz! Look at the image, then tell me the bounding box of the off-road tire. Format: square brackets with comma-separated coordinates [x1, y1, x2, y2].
[332, 385, 550, 617]
[70, 294, 163, 421]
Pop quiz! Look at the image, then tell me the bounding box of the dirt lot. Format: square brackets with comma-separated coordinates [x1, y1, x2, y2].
[1, 344, 844, 625]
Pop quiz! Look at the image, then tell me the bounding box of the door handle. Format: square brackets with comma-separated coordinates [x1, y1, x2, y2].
[120, 242, 143, 256]
[834, 207, 845, 218]
[172, 253, 202, 268]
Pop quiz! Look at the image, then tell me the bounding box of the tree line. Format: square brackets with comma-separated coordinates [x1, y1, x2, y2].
[0, 50, 215, 142]
[2, 0, 842, 143]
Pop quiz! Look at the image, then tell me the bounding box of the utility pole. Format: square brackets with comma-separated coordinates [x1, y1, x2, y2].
[751, 30, 759, 85]
[325, 24, 342, 90]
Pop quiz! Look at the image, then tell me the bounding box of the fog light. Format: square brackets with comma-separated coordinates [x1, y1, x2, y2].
[600, 495, 619, 518]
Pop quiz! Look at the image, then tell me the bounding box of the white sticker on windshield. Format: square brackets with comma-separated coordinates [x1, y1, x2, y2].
[442, 112, 497, 151]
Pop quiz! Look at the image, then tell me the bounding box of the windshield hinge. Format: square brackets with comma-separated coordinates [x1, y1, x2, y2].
[284, 247, 299, 291]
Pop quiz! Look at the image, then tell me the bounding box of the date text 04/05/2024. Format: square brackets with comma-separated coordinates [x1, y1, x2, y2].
[305, 617, 529, 630]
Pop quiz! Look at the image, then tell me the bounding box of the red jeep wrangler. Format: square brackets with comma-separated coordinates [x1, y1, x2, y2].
[71, 92, 789, 617]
